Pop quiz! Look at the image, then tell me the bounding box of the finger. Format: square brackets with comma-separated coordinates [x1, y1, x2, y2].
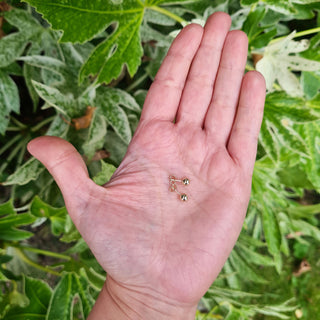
[140, 23, 203, 122]
[176, 12, 231, 126]
[227, 71, 266, 173]
[27, 136, 93, 226]
[204, 30, 248, 143]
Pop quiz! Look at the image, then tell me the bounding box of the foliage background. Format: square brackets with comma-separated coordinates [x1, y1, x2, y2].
[1, 0, 320, 319]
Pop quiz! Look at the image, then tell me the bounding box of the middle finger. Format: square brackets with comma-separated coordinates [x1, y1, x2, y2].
[175, 12, 231, 127]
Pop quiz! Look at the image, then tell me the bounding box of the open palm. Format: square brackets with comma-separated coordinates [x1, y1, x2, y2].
[28, 12, 266, 316]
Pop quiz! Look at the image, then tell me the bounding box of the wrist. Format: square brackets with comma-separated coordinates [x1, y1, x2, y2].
[88, 276, 197, 320]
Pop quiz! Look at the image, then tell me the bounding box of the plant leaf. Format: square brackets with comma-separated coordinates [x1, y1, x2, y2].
[0, 212, 35, 241]
[0, 70, 20, 134]
[47, 272, 94, 320]
[30, 196, 67, 236]
[3, 158, 45, 186]
[259, 92, 320, 162]
[24, 0, 145, 84]
[93, 161, 116, 186]
[0, 199, 15, 217]
[3, 276, 52, 320]
[296, 120, 320, 190]
[256, 32, 320, 96]
[95, 87, 132, 144]
[229, 250, 268, 284]
[80, 12, 144, 84]
[83, 113, 107, 160]
[31, 80, 77, 116]
[0, 9, 42, 68]
[19, 56, 69, 80]
[301, 71, 320, 99]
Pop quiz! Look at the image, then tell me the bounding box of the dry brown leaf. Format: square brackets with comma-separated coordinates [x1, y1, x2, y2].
[293, 259, 311, 277]
[71, 106, 96, 130]
[91, 150, 110, 162]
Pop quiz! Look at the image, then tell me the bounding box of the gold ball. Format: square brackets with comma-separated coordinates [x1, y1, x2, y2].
[180, 194, 188, 201]
[182, 178, 190, 185]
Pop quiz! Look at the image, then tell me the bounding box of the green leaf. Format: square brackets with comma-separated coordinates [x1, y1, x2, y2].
[242, 0, 315, 17]
[256, 32, 320, 96]
[93, 161, 116, 186]
[0, 211, 35, 241]
[229, 250, 268, 284]
[300, 33, 320, 62]
[3, 158, 45, 186]
[47, 272, 94, 320]
[0, 199, 15, 217]
[4, 8, 42, 36]
[84, 267, 105, 291]
[291, 219, 320, 241]
[22, 45, 45, 111]
[260, 92, 320, 162]
[83, 113, 107, 160]
[80, 12, 144, 84]
[235, 242, 275, 267]
[0, 33, 27, 68]
[24, 0, 145, 84]
[46, 273, 74, 320]
[0, 70, 20, 134]
[46, 114, 70, 137]
[31, 80, 76, 116]
[19, 56, 69, 80]
[1, 62, 23, 76]
[143, 7, 177, 26]
[30, 196, 67, 236]
[296, 121, 320, 190]
[241, 0, 258, 5]
[277, 165, 314, 189]
[250, 158, 291, 269]
[104, 131, 128, 166]
[0, 9, 42, 68]
[301, 71, 320, 100]
[209, 286, 261, 299]
[3, 276, 52, 320]
[147, 0, 192, 4]
[242, 7, 266, 44]
[23, 1, 142, 43]
[99, 87, 140, 113]
[261, 204, 281, 263]
[95, 87, 132, 144]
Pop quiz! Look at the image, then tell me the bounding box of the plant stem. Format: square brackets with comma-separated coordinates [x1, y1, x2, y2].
[10, 117, 27, 130]
[14, 245, 71, 261]
[148, 6, 186, 25]
[31, 115, 55, 132]
[15, 248, 61, 277]
[5, 127, 22, 132]
[250, 3, 258, 12]
[126, 73, 149, 92]
[271, 27, 320, 44]
[16, 142, 27, 167]
[0, 134, 21, 156]
[0, 138, 26, 172]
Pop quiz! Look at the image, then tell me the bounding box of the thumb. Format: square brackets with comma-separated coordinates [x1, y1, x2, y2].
[27, 136, 92, 225]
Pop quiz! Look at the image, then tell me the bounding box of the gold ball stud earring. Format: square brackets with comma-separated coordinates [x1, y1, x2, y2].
[180, 194, 188, 201]
[169, 175, 190, 201]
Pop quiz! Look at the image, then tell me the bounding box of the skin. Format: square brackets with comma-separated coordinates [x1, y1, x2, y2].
[28, 12, 266, 320]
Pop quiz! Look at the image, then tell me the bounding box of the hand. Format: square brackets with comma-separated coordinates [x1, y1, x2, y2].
[28, 12, 266, 320]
